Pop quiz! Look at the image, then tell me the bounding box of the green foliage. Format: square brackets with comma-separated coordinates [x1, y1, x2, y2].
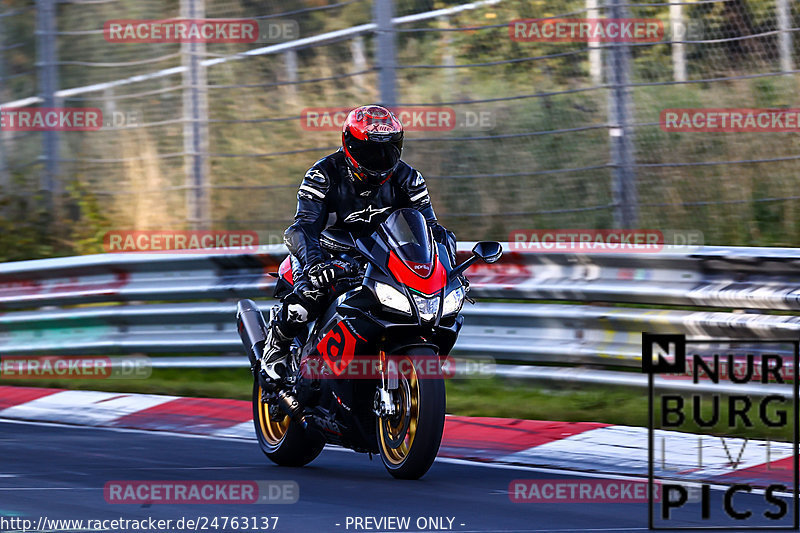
[67, 180, 114, 255]
[0, 190, 60, 262]
[0, 178, 113, 261]
[1, 0, 799, 260]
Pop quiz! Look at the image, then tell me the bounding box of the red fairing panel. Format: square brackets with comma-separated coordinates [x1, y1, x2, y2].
[387, 251, 446, 296]
[278, 255, 294, 285]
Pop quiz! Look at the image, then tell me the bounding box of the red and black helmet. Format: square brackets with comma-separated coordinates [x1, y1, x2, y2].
[342, 105, 404, 187]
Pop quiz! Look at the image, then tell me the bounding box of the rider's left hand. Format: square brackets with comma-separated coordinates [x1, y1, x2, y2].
[305, 260, 341, 289]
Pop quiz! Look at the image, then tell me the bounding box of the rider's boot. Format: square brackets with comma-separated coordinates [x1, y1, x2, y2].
[259, 305, 292, 387]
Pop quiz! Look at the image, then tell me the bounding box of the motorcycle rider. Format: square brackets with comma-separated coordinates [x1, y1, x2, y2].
[259, 104, 455, 383]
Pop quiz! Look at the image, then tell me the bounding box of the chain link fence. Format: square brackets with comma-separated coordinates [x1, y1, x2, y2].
[0, 0, 798, 257]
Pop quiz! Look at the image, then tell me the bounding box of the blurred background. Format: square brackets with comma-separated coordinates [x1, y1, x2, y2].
[0, 0, 798, 261]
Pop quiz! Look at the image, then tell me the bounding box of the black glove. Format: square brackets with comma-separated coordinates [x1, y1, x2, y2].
[430, 223, 457, 264]
[305, 260, 339, 289]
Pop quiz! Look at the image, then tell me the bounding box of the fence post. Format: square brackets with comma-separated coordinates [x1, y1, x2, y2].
[103, 87, 117, 123]
[373, 0, 397, 108]
[181, 0, 210, 230]
[350, 35, 369, 92]
[777, 0, 794, 73]
[0, 13, 9, 190]
[36, 0, 59, 202]
[587, 0, 602, 85]
[439, 15, 457, 91]
[284, 50, 298, 102]
[606, 0, 637, 228]
[670, 2, 687, 82]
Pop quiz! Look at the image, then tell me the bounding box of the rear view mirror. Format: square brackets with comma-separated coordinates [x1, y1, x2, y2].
[472, 241, 502, 264]
[450, 241, 503, 281]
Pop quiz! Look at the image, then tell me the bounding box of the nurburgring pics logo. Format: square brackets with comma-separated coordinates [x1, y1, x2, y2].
[104, 19, 299, 43]
[104, 480, 298, 504]
[301, 107, 495, 132]
[661, 108, 800, 132]
[509, 229, 703, 253]
[103, 230, 259, 253]
[643, 333, 799, 529]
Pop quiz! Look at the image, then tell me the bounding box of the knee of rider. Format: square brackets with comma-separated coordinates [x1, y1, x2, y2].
[272, 304, 303, 339]
[282, 299, 312, 326]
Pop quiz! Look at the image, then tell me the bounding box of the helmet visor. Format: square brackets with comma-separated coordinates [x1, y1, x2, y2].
[346, 135, 402, 173]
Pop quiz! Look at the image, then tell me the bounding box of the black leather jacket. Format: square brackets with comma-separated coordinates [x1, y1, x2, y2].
[284, 149, 440, 268]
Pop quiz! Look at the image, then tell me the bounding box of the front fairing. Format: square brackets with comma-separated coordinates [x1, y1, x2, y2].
[310, 209, 465, 355]
[355, 224, 463, 329]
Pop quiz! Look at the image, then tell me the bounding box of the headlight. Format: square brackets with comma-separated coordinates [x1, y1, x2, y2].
[375, 282, 412, 314]
[442, 286, 466, 315]
[412, 293, 440, 322]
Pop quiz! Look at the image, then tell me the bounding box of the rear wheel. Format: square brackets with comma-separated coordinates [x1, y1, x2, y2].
[377, 347, 445, 479]
[252, 380, 324, 466]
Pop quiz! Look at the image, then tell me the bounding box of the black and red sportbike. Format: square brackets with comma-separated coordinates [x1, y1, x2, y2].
[236, 208, 502, 479]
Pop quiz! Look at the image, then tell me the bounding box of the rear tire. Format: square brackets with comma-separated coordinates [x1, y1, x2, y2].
[377, 347, 445, 480]
[252, 379, 324, 467]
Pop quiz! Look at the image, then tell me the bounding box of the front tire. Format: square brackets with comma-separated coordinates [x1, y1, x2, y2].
[377, 347, 446, 480]
[252, 380, 324, 467]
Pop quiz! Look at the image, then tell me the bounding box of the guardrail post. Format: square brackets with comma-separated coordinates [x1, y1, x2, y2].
[35, 0, 59, 204]
[606, 0, 638, 228]
[181, 0, 210, 230]
[373, 0, 397, 108]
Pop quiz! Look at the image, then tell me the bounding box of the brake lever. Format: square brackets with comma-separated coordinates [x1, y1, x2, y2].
[462, 276, 474, 304]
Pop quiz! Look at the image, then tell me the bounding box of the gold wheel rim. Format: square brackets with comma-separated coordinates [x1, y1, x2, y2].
[379, 359, 420, 465]
[257, 385, 289, 446]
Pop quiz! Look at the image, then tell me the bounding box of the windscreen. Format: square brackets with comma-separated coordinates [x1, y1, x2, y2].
[381, 209, 433, 272]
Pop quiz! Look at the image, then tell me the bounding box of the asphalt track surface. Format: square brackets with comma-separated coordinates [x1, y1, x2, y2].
[0, 420, 794, 533]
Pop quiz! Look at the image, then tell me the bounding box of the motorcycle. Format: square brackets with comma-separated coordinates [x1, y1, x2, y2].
[236, 208, 502, 479]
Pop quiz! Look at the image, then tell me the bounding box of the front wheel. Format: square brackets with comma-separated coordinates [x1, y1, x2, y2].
[377, 347, 446, 480]
[252, 380, 324, 467]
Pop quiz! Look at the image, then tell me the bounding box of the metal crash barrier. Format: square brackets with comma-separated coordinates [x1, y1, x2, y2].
[0, 244, 798, 393]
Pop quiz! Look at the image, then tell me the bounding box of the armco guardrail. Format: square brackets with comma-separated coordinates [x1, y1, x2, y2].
[0, 244, 798, 386]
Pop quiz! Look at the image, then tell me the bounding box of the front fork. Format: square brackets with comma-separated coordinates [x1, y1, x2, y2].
[373, 349, 399, 417]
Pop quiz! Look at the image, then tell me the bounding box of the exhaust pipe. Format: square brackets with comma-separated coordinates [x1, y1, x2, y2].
[236, 299, 268, 367]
